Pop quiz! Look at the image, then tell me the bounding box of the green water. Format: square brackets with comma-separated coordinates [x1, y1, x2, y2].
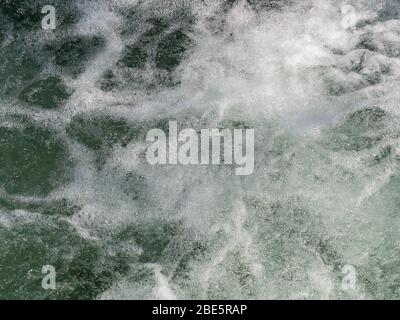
[1, 0, 400, 300]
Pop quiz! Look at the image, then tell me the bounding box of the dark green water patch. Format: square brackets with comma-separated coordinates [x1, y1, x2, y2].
[121, 171, 147, 201]
[0, 53, 41, 96]
[320, 107, 390, 152]
[0, 219, 129, 299]
[370, 145, 393, 166]
[19, 76, 71, 109]
[0, 197, 80, 217]
[0, 123, 72, 196]
[1, 0, 43, 30]
[357, 33, 378, 52]
[67, 113, 141, 151]
[171, 240, 209, 283]
[115, 219, 182, 263]
[51, 35, 105, 76]
[118, 46, 147, 69]
[98, 70, 119, 92]
[54, 243, 130, 299]
[247, 0, 291, 10]
[155, 29, 192, 71]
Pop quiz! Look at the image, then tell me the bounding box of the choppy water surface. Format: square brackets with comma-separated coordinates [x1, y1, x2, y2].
[1, 0, 400, 299]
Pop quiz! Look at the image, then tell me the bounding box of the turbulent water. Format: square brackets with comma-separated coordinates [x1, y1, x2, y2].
[1, 0, 400, 299]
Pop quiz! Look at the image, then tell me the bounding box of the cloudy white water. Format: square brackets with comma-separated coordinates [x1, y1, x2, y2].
[1, 0, 400, 299]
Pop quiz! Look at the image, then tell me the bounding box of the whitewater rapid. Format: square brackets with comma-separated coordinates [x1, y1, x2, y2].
[2, 0, 400, 299]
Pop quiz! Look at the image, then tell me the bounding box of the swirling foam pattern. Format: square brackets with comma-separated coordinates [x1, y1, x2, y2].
[1, 0, 400, 299]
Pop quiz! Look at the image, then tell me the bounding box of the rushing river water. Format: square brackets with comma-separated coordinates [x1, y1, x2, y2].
[1, 0, 400, 299]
